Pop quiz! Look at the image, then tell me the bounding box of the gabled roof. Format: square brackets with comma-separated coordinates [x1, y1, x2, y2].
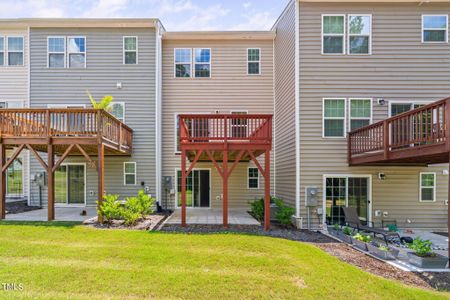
[163, 31, 275, 41]
[0, 18, 162, 29]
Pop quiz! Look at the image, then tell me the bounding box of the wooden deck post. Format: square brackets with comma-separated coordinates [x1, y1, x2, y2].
[0, 143, 5, 219]
[181, 149, 187, 227]
[47, 141, 55, 221]
[223, 150, 228, 228]
[97, 143, 104, 223]
[448, 152, 450, 268]
[264, 149, 271, 230]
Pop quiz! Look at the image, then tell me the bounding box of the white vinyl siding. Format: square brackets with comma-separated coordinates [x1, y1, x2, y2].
[124, 162, 137, 185]
[323, 98, 346, 137]
[419, 172, 436, 202]
[349, 99, 372, 131]
[247, 48, 261, 75]
[322, 15, 345, 54]
[422, 15, 448, 43]
[123, 36, 138, 64]
[348, 15, 372, 54]
[7, 36, 24, 66]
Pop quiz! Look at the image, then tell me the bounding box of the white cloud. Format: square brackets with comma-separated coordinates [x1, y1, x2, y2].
[231, 10, 276, 30]
[82, 0, 131, 18]
[243, 2, 251, 9]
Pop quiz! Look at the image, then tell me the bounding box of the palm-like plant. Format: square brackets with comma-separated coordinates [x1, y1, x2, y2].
[87, 91, 113, 112]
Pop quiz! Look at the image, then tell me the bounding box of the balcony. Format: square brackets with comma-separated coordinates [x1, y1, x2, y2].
[348, 98, 449, 166]
[0, 108, 133, 155]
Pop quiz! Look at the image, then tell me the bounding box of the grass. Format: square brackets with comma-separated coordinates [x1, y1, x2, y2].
[0, 222, 448, 300]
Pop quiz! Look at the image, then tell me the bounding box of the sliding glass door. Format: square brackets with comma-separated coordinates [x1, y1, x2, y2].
[176, 169, 210, 208]
[55, 164, 85, 205]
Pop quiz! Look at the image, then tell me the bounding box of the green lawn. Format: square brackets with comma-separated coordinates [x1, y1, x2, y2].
[0, 222, 448, 300]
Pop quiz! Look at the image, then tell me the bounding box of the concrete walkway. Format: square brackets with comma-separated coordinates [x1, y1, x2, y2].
[6, 207, 97, 222]
[165, 209, 260, 225]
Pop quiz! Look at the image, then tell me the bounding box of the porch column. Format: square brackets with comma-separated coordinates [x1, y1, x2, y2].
[0, 143, 5, 219]
[223, 150, 228, 228]
[97, 143, 104, 223]
[264, 149, 271, 230]
[47, 141, 55, 221]
[181, 149, 187, 227]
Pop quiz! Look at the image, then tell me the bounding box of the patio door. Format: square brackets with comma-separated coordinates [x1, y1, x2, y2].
[324, 175, 371, 225]
[176, 169, 210, 208]
[55, 164, 86, 205]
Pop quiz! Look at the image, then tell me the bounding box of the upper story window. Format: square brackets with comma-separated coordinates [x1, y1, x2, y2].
[422, 15, 448, 43]
[322, 15, 345, 54]
[348, 15, 372, 54]
[420, 172, 436, 202]
[110, 102, 125, 122]
[68, 37, 86, 68]
[323, 98, 346, 137]
[175, 48, 192, 78]
[48, 37, 65, 68]
[123, 36, 138, 65]
[7, 37, 24, 66]
[349, 99, 372, 131]
[194, 48, 211, 78]
[247, 48, 261, 75]
[0, 37, 4, 66]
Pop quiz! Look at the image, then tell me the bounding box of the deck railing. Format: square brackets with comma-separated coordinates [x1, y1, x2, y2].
[348, 98, 449, 161]
[0, 108, 133, 150]
[179, 114, 272, 144]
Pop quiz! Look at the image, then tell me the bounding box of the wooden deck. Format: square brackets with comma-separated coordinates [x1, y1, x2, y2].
[348, 98, 450, 166]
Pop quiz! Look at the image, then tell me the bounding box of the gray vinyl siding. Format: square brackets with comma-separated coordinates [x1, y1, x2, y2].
[298, 2, 450, 229]
[0, 28, 29, 202]
[273, 1, 297, 209]
[29, 27, 157, 206]
[161, 39, 274, 210]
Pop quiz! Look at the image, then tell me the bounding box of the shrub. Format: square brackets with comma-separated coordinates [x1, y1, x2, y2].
[249, 198, 264, 221]
[97, 194, 122, 223]
[124, 189, 156, 217]
[274, 198, 294, 227]
[353, 233, 372, 243]
[408, 237, 435, 257]
[342, 226, 353, 236]
[121, 209, 141, 226]
[333, 223, 341, 231]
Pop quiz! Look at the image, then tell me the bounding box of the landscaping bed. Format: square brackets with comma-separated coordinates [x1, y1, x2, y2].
[84, 213, 168, 231]
[6, 200, 40, 214]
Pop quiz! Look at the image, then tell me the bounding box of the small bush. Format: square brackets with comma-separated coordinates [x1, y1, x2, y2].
[97, 194, 122, 223]
[121, 209, 141, 226]
[333, 223, 341, 231]
[342, 226, 353, 236]
[249, 198, 264, 221]
[408, 237, 435, 257]
[274, 198, 294, 227]
[353, 233, 372, 243]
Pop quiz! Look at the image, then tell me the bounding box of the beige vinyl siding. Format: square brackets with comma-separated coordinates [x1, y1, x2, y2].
[29, 27, 157, 206]
[273, 1, 297, 209]
[0, 28, 29, 203]
[298, 2, 450, 229]
[162, 39, 274, 210]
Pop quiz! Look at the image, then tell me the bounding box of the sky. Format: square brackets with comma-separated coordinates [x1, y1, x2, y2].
[0, 0, 291, 31]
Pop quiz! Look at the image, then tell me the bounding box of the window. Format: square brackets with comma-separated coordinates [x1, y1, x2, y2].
[322, 15, 345, 54]
[175, 48, 192, 77]
[123, 36, 137, 64]
[248, 167, 259, 189]
[6, 156, 22, 196]
[48, 37, 65, 68]
[348, 15, 371, 54]
[323, 98, 346, 137]
[0, 37, 4, 66]
[390, 103, 426, 117]
[67, 37, 86, 68]
[7, 37, 23, 66]
[124, 162, 136, 185]
[110, 102, 125, 122]
[194, 48, 211, 78]
[231, 111, 248, 138]
[422, 15, 448, 43]
[349, 99, 371, 131]
[247, 48, 260, 75]
[420, 172, 436, 202]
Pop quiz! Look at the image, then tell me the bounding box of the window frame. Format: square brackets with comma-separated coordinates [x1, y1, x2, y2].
[123, 36, 138, 65]
[6, 36, 24, 66]
[0, 36, 4, 66]
[67, 36, 86, 68]
[110, 102, 125, 123]
[419, 172, 436, 202]
[388, 101, 431, 117]
[247, 48, 261, 75]
[322, 98, 347, 138]
[193, 48, 211, 78]
[347, 14, 372, 55]
[47, 36, 66, 68]
[123, 162, 137, 186]
[230, 110, 249, 138]
[349, 98, 372, 131]
[247, 167, 260, 189]
[174, 48, 192, 78]
[321, 14, 346, 55]
[422, 14, 448, 44]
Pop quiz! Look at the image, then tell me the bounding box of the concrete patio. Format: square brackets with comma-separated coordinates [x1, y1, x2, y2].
[6, 207, 97, 222]
[165, 209, 260, 225]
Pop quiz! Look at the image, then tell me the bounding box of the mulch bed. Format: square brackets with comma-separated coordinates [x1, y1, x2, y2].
[6, 201, 41, 214]
[83, 213, 168, 231]
[160, 223, 450, 291]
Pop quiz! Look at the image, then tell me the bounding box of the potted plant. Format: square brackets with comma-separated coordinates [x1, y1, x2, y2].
[352, 232, 372, 251]
[367, 242, 399, 260]
[407, 238, 448, 269]
[327, 223, 341, 238]
[337, 226, 353, 244]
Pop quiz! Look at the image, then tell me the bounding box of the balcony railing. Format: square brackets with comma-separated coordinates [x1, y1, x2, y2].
[0, 108, 133, 152]
[179, 114, 272, 145]
[348, 98, 449, 164]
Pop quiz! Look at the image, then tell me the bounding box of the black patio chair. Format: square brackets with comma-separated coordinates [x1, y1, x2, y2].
[343, 207, 400, 245]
